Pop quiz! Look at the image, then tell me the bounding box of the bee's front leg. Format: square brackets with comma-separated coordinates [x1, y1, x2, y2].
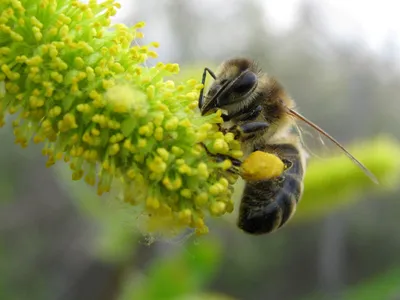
[225, 122, 269, 140]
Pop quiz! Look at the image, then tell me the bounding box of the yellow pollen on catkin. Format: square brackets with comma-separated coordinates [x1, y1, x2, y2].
[0, 0, 246, 238]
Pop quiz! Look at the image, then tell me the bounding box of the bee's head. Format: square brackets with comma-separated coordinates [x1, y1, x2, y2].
[200, 58, 260, 116]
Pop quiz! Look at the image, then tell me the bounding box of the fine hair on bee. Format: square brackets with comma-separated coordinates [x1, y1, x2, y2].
[198, 57, 378, 235]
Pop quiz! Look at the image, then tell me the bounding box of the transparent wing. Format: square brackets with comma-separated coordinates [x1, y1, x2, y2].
[288, 108, 379, 184]
[291, 118, 331, 160]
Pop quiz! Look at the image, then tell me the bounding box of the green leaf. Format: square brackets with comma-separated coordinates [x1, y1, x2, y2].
[294, 135, 400, 222]
[302, 266, 400, 300]
[121, 238, 223, 300]
[177, 293, 238, 300]
[343, 265, 400, 300]
[54, 165, 140, 264]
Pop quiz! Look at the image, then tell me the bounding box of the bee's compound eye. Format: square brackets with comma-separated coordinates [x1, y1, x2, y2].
[234, 71, 257, 94]
[208, 83, 222, 96]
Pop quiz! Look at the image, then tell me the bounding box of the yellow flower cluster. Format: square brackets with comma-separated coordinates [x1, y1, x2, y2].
[0, 0, 243, 235]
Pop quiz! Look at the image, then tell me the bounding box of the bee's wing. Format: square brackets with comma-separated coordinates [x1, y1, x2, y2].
[287, 108, 379, 184]
[289, 119, 327, 159]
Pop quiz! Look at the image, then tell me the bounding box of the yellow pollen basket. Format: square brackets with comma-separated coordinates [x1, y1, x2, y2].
[241, 151, 285, 181]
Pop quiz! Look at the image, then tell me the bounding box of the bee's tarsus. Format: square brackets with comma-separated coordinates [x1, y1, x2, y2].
[199, 142, 242, 172]
[230, 158, 242, 167]
[227, 167, 240, 175]
[215, 154, 242, 169]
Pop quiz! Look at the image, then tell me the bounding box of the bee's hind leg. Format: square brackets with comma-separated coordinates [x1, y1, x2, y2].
[215, 154, 241, 175]
[199, 142, 241, 175]
[200, 121, 269, 174]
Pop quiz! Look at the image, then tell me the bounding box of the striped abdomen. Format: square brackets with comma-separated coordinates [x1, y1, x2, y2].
[237, 143, 305, 235]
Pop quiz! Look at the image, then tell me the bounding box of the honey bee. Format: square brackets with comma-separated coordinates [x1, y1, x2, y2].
[198, 57, 378, 235]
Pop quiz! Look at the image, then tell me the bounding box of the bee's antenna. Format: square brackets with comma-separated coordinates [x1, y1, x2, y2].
[198, 67, 217, 109]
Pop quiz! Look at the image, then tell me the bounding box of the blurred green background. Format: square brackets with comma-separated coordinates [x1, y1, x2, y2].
[1, 1, 400, 299]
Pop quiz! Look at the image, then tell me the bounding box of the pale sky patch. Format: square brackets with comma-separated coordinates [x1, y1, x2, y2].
[114, 0, 400, 55]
